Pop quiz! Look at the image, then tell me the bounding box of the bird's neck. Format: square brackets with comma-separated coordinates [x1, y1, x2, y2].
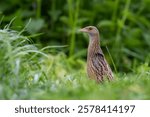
[88, 34, 102, 58]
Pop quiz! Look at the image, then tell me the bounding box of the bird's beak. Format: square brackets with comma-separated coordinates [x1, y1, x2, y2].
[79, 28, 88, 33]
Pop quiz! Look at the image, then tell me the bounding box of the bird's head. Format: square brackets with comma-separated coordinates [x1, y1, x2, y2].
[80, 26, 99, 37]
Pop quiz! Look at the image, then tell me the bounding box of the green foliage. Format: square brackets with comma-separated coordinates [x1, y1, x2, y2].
[0, 26, 48, 88]
[0, 0, 150, 99]
[0, 0, 150, 71]
[0, 27, 150, 99]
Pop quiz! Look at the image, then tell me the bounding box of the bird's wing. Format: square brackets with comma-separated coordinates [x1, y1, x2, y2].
[92, 52, 113, 81]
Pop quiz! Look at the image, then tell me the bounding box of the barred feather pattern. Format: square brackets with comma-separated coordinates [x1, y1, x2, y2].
[87, 30, 113, 83]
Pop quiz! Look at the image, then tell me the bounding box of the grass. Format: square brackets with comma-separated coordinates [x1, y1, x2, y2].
[0, 27, 150, 100]
[1, 0, 150, 71]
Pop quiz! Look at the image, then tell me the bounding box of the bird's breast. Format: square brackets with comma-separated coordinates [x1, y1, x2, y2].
[87, 57, 97, 80]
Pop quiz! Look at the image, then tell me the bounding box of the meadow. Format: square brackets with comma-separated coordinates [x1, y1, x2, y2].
[0, 0, 150, 99]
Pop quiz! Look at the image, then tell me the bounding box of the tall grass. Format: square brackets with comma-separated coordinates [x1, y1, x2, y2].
[36, 0, 41, 18]
[0, 0, 150, 100]
[113, 0, 131, 66]
[67, 0, 80, 56]
[0, 0, 150, 71]
[0, 23, 150, 99]
[0, 25, 48, 90]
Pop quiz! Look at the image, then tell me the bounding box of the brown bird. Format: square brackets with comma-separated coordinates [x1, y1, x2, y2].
[80, 26, 114, 83]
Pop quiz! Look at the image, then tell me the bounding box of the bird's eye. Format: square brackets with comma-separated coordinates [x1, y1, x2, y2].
[88, 27, 93, 30]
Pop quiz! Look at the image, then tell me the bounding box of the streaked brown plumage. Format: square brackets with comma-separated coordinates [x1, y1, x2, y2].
[80, 26, 113, 83]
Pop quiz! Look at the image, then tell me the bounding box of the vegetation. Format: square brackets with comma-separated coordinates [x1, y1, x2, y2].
[0, 0, 150, 99]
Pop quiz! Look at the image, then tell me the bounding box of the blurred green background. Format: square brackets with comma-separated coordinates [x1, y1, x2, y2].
[0, 0, 150, 99]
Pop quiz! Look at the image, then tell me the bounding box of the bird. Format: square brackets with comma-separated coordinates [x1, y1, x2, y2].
[80, 26, 114, 83]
